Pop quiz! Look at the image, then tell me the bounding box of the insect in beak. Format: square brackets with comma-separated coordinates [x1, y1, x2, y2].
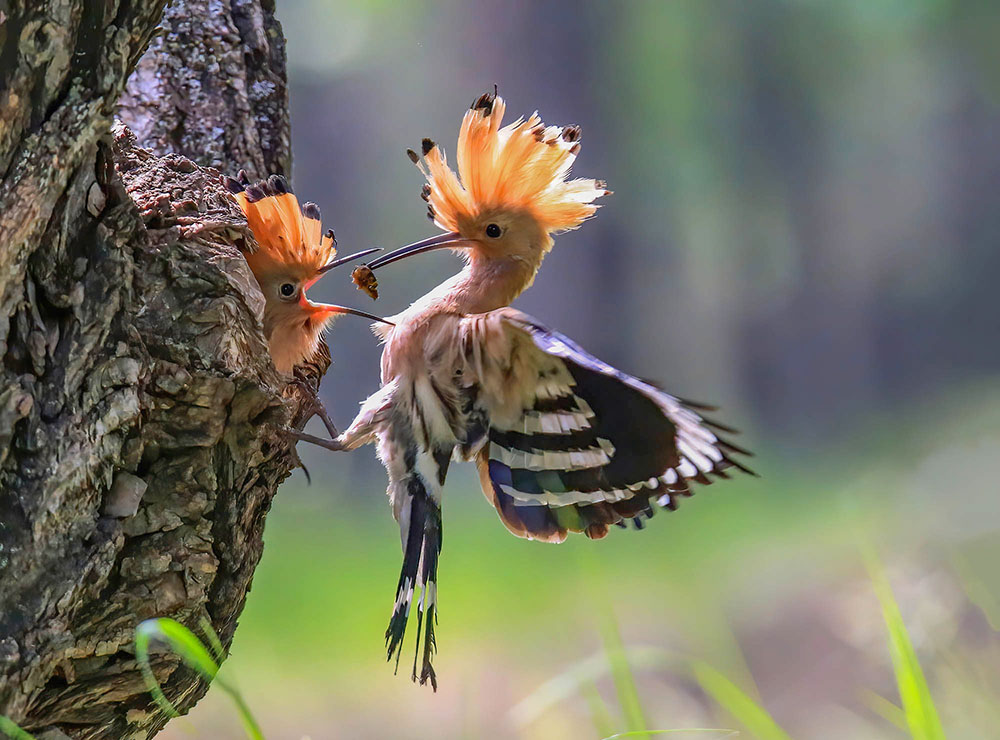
[306, 247, 384, 291]
[364, 232, 464, 271]
[302, 247, 394, 324]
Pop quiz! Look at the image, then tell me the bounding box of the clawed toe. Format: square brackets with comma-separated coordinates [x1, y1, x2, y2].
[280, 428, 314, 483]
[287, 380, 340, 438]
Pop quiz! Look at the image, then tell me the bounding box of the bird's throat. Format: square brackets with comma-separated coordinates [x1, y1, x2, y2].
[444, 254, 540, 314]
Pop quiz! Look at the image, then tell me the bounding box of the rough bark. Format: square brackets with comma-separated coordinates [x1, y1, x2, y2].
[0, 1, 311, 736]
[117, 0, 291, 178]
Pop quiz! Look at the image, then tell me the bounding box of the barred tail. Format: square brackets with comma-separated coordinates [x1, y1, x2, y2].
[412, 509, 440, 689]
[386, 478, 442, 690]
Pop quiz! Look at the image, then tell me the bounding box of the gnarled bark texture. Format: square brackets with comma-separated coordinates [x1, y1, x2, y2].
[117, 0, 291, 177]
[0, 1, 312, 736]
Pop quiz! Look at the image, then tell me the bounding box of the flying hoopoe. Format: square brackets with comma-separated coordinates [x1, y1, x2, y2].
[223, 172, 387, 403]
[296, 91, 754, 689]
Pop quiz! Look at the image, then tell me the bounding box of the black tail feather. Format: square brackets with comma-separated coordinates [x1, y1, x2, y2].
[412, 516, 440, 690]
[386, 478, 442, 690]
[386, 485, 425, 671]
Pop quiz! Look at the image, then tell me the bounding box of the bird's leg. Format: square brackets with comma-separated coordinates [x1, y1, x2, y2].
[281, 378, 345, 453]
[282, 378, 349, 451]
[293, 381, 395, 454]
[285, 428, 345, 452]
[306, 393, 340, 439]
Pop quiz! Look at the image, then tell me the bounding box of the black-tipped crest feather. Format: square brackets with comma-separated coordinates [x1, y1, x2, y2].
[303, 202, 321, 220]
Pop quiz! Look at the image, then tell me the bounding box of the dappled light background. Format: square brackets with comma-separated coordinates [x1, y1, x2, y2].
[165, 1, 1000, 738]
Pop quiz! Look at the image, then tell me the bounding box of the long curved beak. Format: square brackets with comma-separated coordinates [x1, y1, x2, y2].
[314, 303, 395, 326]
[365, 232, 464, 271]
[316, 246, 383, 274]
[305, 247, 394, 324]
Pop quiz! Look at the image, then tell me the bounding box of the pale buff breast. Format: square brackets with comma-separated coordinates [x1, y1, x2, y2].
[378, 311, 470, 445]
[379, 304, 464, 382]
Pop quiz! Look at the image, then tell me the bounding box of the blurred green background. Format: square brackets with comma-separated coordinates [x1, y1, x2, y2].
[164, 0, 1000, 737]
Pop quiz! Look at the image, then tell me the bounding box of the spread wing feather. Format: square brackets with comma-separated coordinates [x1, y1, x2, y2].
[467, 310, 753, 542]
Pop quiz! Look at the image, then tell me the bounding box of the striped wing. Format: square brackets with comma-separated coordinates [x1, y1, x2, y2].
[472, 311, 753, 542]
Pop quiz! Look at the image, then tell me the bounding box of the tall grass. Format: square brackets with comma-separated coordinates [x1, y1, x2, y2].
[134, 617, 264, 740]
[0, 716, 36, 740]
[865, 553, 947, 740]
[689, 661, 792, 740]
[601, 732, 737, 739]
[2, 553, 954, 740]
[582, 680, 617, 738]
[600, 612, 649, 734]
[508, 548, 953, 740]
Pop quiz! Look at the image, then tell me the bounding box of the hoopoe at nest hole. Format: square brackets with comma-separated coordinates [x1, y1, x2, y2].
[223, 170, 387, 377]
[224, 171, 388, 450]
[296, 90, 755, 690]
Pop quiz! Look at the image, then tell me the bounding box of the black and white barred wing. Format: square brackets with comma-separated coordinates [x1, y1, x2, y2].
[466, 309, 753, 543]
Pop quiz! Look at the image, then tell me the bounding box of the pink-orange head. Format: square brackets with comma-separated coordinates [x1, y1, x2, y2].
[226, 172, 386, 374]
[365, 89, 610, 279]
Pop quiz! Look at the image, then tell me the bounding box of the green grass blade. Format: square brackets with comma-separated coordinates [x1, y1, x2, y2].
[193, 618, 264, 740]
[220, 681, 266, 740]
[858, 688, 908, 732]
[601, 613, 648, 733]
[0, 716, 37, 740]
[134, 620, 183, 719]
[134, 618, 265, 740]
[199, 616, 228, 663]
[140, 618, 220, 681]
[509, 651, 610, 728]
[865, 555, 947, 740]
[509, 646, 674, 729]
[582, 681, 617, 738]
[691, 661, 793, 740]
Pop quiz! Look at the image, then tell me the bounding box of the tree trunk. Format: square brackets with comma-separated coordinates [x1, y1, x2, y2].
[117, 0, 291, 177]
[0, 1, 311, 736]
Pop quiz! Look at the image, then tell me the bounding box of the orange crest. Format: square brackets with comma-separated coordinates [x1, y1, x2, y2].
[413, 90, 610, 234]
[225, 173, 336, 278]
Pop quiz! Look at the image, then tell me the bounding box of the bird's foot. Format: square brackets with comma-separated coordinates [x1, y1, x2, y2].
[286, 378, 340, 438]
[283, 433, 313, 484]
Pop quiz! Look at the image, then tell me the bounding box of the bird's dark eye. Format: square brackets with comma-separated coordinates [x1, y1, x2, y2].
[279, 283, 296, 298]
[485, 223, 502, 238]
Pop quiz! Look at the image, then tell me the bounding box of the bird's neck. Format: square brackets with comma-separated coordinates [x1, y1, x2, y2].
[380, 249, 544, 381]
[264, 303, 329, 375]
[437, 251, 541, 314]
